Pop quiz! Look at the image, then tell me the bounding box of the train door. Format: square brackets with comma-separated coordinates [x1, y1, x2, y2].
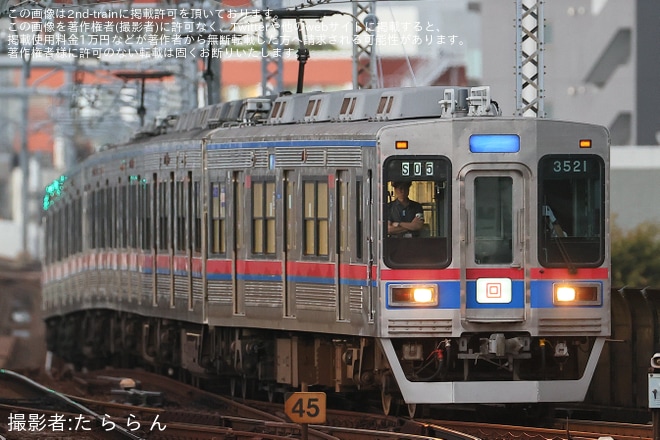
[167, 172, 175, 307]
[366, 170, 375, 322]
[151, 173, 158, 306]
[460, 167, 527, 322]
[336, 171, 350, 321]
[175, 171, 194, 310]
[232, 171, 245, 316]
[185, 172, 193, 310]
[283, 170, 295, 317]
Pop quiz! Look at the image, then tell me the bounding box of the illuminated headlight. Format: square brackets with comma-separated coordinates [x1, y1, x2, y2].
[389, 284, 438, 307]
[553, 283, 601, 306]
[556, 287, 576, 302]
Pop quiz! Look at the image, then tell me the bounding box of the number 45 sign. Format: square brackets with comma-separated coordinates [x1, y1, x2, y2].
[284, 392, 326, 424]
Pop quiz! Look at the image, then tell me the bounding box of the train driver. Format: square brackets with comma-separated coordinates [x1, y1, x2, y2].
[387, 181, 425, 237]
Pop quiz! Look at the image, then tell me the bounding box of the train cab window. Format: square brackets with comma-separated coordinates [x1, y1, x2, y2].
[384, 157, 451, 268]
[252, 180, 276, 255]
[303, 179, 329, 257]
[538, 155, 605, 267]
[210, 182, 226, 254]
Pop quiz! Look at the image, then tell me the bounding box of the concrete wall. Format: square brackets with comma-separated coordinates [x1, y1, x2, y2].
[610, 146, 660, 230]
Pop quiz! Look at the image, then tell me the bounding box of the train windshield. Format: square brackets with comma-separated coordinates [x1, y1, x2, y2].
[538, 154, 605, 267]
[383, 157, 451, 268]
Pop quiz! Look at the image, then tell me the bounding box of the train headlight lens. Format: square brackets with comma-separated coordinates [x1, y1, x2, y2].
[389, 284, 438, 307]
[553, 283, 601, 305]
[413, 287, 434, 303]
[556, 287, 576, 302]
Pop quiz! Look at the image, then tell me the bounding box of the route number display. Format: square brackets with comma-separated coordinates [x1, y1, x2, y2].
[284, 392, 326, 424]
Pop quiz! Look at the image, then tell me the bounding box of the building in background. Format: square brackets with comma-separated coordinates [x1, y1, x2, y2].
[480, 0, 660, 145]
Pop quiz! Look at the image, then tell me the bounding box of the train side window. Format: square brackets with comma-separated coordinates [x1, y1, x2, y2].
[356, 179, 363, 260]
[210, 182, 226, 254]
[538, 154, 605, 267]
[141, 181, 152, 251]
[128, 182, 138, 248]
[303, 179, 329, 257]
[120, 184, 128, 249]
[175, 180, 185, 252]
[63, 202, 69, 258]
[193, 181, 202, 253]
[383, 157, 451, 269]
[158, 179, 169, 251]
[108, 184, 115, 248]
[252, 180, 276, 255]
[99, 187, 107, 248]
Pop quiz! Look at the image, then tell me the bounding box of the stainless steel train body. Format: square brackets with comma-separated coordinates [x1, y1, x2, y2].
[42, 86, 610, 411]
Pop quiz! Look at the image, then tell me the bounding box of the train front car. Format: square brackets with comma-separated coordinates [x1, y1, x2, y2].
[376, 98, 610, 407]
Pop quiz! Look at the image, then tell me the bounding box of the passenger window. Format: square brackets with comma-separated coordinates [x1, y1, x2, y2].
[303, 179, 329, 257]
[175, 181, 185, 252]
[252, 180, 276, 255]
[158, 179, 169, 251]
[193, 181, 202, 253]
[210, 182, 226, 254]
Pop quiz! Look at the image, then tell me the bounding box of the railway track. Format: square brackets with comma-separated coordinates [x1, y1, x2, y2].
[3, 367, 656, 440]
[430, 419, 654, 440]
[0, 368, 474, 439]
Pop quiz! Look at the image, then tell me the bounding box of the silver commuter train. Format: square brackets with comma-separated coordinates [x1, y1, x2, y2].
[42, 85, 610, 414]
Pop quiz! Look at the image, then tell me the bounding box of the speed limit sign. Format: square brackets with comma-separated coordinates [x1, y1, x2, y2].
[284, 392, 326, 424]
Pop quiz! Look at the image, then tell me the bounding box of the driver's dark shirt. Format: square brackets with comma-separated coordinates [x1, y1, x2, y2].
[388, 199, 424, 236]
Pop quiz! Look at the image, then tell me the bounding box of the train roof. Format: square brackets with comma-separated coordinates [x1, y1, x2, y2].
[92, 85, 610, 160]
[125, 85, 500, 143]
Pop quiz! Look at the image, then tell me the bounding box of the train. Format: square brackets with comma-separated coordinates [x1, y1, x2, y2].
[41, 84, 610, 416]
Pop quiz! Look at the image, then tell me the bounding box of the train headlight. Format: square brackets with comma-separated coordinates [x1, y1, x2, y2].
[389, 284, 438, 307]
[553, 283, 601, 305]
[413, 287, 434, 303]
[556, 286, 576, 302]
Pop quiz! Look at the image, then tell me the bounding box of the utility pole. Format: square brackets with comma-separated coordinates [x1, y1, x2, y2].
[352, 1, 379, 89]
[260, 0, 284, 95]
[9, 8, 34, 258]
[515, 0, 545, 117]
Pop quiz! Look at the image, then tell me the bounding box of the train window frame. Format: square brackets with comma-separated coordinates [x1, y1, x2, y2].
[302, 177, 330, 258]
[119, 182, 128, 249]
[355, 178, 363, 261]
[538, 154, 605, 268]
[383, 156, 452, 269]
[473, 176, 513, 265]
[193, 180, 202, 254]
[128, 178, 139, 249]
[175, 179, 186, 253]
[251, 178, 277, 256]
[210, 180, 227, 255]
